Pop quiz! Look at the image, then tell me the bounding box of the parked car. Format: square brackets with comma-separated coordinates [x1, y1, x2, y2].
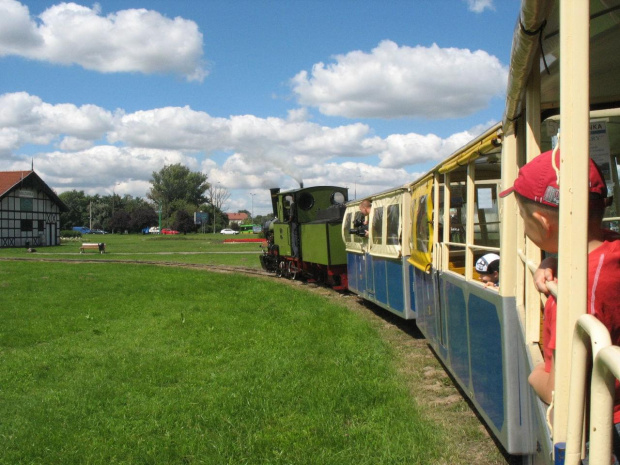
[72, 226, 91, 234]
[220, 228, 239, 235]
[148, 226, 160, 234]
[161, 228, 180, 235]
[91, 229, 108, 234]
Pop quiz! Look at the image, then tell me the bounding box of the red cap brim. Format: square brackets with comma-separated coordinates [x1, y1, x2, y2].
[499, 186, 515, 198]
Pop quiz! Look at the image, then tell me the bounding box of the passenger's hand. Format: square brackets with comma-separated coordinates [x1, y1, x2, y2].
[534, 257, 557, 295]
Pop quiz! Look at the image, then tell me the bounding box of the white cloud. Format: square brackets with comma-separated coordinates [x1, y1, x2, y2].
[37, 145, 197, 191]
[464, 0, 495, 13]
[59, 136, 94, 152]
[291, 40, 507, 119]
[0, 92, 114, 156]
[4, 92, 494, 213]
[378, 130, 475, 168]
[0, 0, 41, 54]
[0, 0, 206, 81]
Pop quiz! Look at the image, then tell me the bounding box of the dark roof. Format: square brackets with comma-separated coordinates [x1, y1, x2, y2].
[0, 171, 68, 211]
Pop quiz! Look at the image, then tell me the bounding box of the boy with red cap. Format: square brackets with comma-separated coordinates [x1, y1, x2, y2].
[500, 148, 620, 416]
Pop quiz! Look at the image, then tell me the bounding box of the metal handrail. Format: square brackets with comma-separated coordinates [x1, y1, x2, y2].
[565, 315, 612, 465]
[588, 345, 620, 465]
[517, 249, 558, 298]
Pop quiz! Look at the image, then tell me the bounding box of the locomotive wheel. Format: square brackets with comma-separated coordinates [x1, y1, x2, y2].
[287, 261, 297, 280]
[276, 260, 285, 278]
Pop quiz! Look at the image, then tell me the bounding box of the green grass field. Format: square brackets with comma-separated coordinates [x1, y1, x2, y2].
[0, 232, 265, 268]
[0, 235, 508, 464]
[0, 260, 444, 464]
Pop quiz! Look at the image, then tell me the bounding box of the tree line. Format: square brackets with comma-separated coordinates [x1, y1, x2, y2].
[59, 164, 234, 234]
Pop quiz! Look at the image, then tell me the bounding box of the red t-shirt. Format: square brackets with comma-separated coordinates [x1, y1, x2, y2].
[542, 230, 620, 420]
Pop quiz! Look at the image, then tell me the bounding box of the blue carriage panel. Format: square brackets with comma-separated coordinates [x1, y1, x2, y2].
[468, 293, 504, 431]
[412, 267, 437, 345]
[386, 259, 405, 313]
[347, 253, 363, 293]
[365, 253, 375, 296]
[373, 257, 388, 304]
[444, 280, 470, 388]
[408, 263, 416, 314]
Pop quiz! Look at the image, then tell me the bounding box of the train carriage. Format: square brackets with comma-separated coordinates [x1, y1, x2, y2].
[342, 186, 414, 319]
[343, 1, 620, 463]
[260, 1, 620, 463]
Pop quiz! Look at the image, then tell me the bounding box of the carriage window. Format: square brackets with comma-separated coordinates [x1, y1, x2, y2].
[386, 204, 399, 245]
[353, 211, 365, 244]
[448, 183, 466, 244]
[415, 195, 429, 252]
[448, 180, 467, 276]
[372, 207, 383, 245]
[344, 212, 352, 241]
[473, 184, 500, 247]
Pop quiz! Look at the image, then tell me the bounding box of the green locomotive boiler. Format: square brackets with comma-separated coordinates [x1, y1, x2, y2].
[260, 185, 349, 290]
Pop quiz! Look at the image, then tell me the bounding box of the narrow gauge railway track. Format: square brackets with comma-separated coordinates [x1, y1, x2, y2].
[1, 256, 512, 464]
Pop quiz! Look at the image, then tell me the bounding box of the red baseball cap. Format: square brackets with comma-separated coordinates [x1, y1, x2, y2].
[499, 149, 608, 207]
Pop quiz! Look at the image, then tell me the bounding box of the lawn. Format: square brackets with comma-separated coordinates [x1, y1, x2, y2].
[0, 261, 444, 464]
[0, 232, 265, 268]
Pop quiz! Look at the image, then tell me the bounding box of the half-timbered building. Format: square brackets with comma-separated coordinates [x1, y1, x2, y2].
[0, 171, 67, 248]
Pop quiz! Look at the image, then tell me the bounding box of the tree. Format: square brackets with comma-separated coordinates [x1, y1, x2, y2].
[206, 184, 231, 233]
[147, 164, 209, 219]
[108, 210, 131, 233]
[172, 210, 196, 234]
[129, 205, 158, 232]
[59, 190, 90, 229]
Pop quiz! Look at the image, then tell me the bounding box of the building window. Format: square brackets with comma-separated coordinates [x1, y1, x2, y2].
[38, 220, 45, 231]
[21, 219, 33, 232]
[21, 198, 33, 212]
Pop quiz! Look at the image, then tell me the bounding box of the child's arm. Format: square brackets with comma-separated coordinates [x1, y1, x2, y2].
[533, 256, 558, 295]
[528, 353, 555, 404]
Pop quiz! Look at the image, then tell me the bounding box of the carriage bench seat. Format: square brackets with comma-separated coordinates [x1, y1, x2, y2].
[80, 243, 105, 254]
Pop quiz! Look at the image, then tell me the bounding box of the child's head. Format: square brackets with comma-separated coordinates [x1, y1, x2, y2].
[475, 253, 500, 284]
[500, 149, 609, 253]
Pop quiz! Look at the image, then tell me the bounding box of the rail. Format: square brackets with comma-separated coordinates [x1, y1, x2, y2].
[587, 345, 620, 465]
[517, 250, 558, 298]
[565, 315, 612, 465]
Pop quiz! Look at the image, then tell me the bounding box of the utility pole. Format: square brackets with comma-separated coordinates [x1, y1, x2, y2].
[158, 202, 162, 232]
[250, 193, 256, 221]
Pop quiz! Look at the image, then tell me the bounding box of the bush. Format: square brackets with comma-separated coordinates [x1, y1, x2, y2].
[61, 230, 82, 238]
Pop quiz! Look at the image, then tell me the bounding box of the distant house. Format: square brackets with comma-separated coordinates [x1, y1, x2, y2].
[0, 171, 68, 248]
[226, 212, 249, 226]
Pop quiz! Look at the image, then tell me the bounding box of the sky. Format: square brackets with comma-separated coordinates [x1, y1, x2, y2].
[0, 0, 520, 216]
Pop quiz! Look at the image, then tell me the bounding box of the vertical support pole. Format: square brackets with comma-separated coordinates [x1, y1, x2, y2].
[499, 131, 518, 300]
[525, 52, 544, 345]
[443, 173, 451, 272]
[466, 162, 476, 281]
[555, 0, 590, 447]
